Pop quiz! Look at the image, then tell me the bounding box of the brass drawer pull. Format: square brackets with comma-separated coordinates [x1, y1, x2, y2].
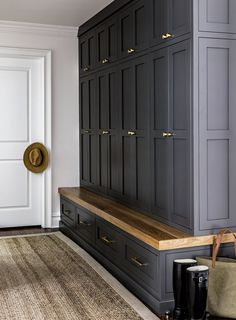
[101, 235, 114, 245]
[64, 209, 71, 215]
[83, 66, 90, 72]
[102, 130, 110, 135]
[128, 131, 136, 136]
[162, 132, 174, 138]
[102, 58, 109, 64]
[161, 33, 173, 40]
[84, 130, 90, 134]
[127, 48, 135, 54]
[131, 257, 148, 268]
[79, 220, 91, 227]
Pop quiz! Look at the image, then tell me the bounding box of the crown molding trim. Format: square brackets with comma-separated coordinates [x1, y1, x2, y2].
[0, 20, 78, 37]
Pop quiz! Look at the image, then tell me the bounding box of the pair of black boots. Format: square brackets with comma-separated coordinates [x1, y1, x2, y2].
[173, 259, 209, 320]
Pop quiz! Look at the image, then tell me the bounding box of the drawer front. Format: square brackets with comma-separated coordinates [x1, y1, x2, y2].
[123, 238, 158, 293]
[75, 206, 95, 244]
[60, 198, 75, 227]
[96, 220, 123, 265]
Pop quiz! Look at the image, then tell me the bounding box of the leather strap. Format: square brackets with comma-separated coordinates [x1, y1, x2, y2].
[212, 228, 236, 268]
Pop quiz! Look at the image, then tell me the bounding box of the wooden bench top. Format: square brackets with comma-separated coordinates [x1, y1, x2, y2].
[58, 187, 235, 251]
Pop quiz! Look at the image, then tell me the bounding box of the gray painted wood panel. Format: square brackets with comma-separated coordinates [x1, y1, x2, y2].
[199, 38, 236, 232]
[199, 0, 236, 33]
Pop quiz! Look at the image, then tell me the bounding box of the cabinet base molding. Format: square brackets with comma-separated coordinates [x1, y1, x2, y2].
[59, 187, 236, 315]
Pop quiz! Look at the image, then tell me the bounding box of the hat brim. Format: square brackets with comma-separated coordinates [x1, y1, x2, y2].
[23, 143, 49, 173]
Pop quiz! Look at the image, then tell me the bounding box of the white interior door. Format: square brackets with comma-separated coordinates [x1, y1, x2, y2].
[0, 55, 45, 227]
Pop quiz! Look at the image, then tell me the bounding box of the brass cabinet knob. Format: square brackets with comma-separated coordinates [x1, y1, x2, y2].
[83, 66, 90, 72]
[128, 131, 136, 136]
[102, 130, 110, 135]
[162, 132, 175, 138]
[102, 58, 109, 64]
[161, 33, 173, 40]
[127, 48, 135, 54]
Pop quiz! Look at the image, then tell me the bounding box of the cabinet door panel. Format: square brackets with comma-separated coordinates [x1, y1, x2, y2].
[199, 0, 236, 33]
[107, 17, 118, 62]
[120, 64, 134, 130]
[80, 80, 89, 130]
[133, 0, 149, 51]
[169, 40, 191, 228]
[169, 0, 191, 39]
[153, 138, 169, 219]
[81, 134, 97, 187]
[97, 24, 107, 64]
[79, 30, 96, 75]
[171, 139, 190, 227]
[122, 136, 135, 198]
[118, 0, 148, 58]
[98, 135, 108, 191]
[108, 134, 121, 195]
[98, 73, 109, 130]
[136, 60, 149, 130]
[119, 9, 133, 57]
[151, 49, 168, 131]
[150, 0, 191, 47]
[151, 0, 168, 46]
[80, 76, 97, 130]
[169, 40, 191, 131]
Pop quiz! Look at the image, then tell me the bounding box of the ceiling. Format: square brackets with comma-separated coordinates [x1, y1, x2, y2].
[0, 0, 114, 27]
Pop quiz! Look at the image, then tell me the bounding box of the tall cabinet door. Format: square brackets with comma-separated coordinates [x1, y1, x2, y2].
[169, 40, 191, 229]
[151, 40, 191, 230]
[150, 48, 170, 221]
[79, 30, 96, 75]
[96, 16, 118, 67]
[119, 56, 150, 210]
[118, 0, 149, 59]
[80, 75, 98, 187]
[150, 0, 191, 47]
[97, 67, 120, 195]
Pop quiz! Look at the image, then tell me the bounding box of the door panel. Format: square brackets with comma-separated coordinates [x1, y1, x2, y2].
[0, 57, 45, 227]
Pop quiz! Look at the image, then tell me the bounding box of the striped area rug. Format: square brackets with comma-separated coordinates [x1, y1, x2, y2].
[0, 233, 150, 320]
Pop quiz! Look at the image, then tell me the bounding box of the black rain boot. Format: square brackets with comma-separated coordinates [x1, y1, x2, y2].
[173, 259, 197, 320]
[186, 265, 209, 320]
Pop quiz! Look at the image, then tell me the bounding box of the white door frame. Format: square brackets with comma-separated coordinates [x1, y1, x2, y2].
[0, 46, 52, 228]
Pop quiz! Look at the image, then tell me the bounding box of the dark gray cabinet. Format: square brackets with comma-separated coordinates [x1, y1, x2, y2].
[79, 30, 96, 75]
[118, 0, 149, 58]
[79, 0, 193, 230]
[118, 55, 150, 210]
[150, 40, 191, 230]
[150, 0, 191, 47]
[96, 16, 118, 67]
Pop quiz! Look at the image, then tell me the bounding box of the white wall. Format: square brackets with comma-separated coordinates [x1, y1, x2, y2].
[0, 23, 79, 227]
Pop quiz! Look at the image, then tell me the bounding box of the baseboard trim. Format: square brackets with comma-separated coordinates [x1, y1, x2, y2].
[52, 215, 60, 228]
